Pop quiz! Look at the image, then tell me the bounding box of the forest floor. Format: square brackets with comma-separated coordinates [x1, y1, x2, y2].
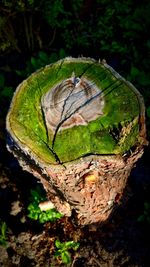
[1, 120, 150, 267]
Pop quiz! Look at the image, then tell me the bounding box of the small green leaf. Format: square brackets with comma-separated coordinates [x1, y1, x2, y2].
[31, 57, 39, 69]
[47, 212, 52, 220]
[55, 239, 63, 249]
[144, 202, 150, 210]
[1, 87, 13, 99]
[59, 48, 66, 59]
[137, 215, 145, 222]
[72, 242, 80, 251]
[39, 213, 44, 222]
[56, 212, 63, 219]
[38, 51, 49, 62]
[138, 72, 150, 86]
[1, 222, 7, 238]
[64, 241, 74, 249]
[15, 69, 25, 77]
[28, 211, 39, 220]
[61, 251, 71, 264]
[130, 66, 140, 78]
[54, 250, 61, 257]
[65, 241, 80, 250]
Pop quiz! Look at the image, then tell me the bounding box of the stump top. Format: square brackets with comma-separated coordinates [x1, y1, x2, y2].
[6, 57, 146, 164]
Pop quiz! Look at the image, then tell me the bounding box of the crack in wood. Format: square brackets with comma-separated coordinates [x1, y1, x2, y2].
[60, 73, 77, 122]
[41, 73, 122, 151]
[19, 75, 122, 164]
[53, 80, 122, 148]
[51, 79, 105, 148]
[31, 79, 62, 164]
[39, 60, 127, 162]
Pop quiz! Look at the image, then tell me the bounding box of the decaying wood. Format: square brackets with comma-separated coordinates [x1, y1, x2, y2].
[6, 57, 147, 225]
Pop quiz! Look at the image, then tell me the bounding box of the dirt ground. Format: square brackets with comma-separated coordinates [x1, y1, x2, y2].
[1, 129, 150, 267]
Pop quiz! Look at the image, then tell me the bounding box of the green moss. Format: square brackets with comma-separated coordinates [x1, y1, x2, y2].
[53, 126, 91, 162]
[8, 58, 142, 164]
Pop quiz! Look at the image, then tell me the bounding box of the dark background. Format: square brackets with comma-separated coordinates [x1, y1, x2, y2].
[0, 0, 150, 104]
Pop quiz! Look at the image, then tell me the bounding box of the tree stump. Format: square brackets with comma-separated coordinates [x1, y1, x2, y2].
[6, 57, 147, 225]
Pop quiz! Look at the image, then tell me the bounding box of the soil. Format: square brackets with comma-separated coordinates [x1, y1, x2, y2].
[1, 120, 150, 267]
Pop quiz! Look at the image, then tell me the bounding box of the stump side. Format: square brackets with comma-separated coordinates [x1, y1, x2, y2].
[7, 139, 144, 225]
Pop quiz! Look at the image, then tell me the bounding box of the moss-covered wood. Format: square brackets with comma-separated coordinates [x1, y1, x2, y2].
[6, 57, 145, 164]
[6, 57, 147, 225]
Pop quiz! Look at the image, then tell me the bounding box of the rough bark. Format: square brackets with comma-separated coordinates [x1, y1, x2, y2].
[6, 57, 147, 225]
[7, 141, 144, 225]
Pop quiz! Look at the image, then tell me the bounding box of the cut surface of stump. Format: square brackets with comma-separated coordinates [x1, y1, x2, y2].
[6, 57, 147, 225]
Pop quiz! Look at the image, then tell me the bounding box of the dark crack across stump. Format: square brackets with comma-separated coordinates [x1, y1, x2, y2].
[6, 57, 147, 225]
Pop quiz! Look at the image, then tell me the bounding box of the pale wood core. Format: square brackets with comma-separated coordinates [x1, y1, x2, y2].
[41, 74, 105, 133]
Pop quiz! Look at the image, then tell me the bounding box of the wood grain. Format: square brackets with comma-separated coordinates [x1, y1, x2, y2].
[41, 74, 105, 133]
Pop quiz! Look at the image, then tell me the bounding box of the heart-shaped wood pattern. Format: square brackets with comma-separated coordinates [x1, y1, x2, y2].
[41, 74, 104, 135]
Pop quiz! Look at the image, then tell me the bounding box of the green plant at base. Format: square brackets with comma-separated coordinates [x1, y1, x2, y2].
[0, 220, 7, 247]
[138, 202, 150, 224]
[28, 204, 63, 223]
[54, 239, 80, 264]
[27, 186, 63, 223]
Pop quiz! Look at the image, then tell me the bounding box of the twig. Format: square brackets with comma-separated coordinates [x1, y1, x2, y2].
[92, 257, 102, 267]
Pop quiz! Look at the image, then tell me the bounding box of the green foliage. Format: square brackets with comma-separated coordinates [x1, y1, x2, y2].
[43, 0, 66, 28]
[28, 204, 62, 223]
[138, 202, 150, 224]
[0, 0, 150, 95]
[0, 0, 150, 64]
[27, 186, 63, 223]
[0, 73, 13, 100]
[0, 0, 150, 140]
[127, 65, 150, 88]
[16, 51, 50, 77]
[29, 186, 46, 202]
[16, 49, 66, 77]
[27, 187, 79, 264]
[1, 0, 35, 9]
[54, 239, 80, 264]
[0, 220, 7, 247]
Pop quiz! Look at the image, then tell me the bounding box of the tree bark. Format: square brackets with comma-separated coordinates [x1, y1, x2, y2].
[6, 57, 147, 225]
